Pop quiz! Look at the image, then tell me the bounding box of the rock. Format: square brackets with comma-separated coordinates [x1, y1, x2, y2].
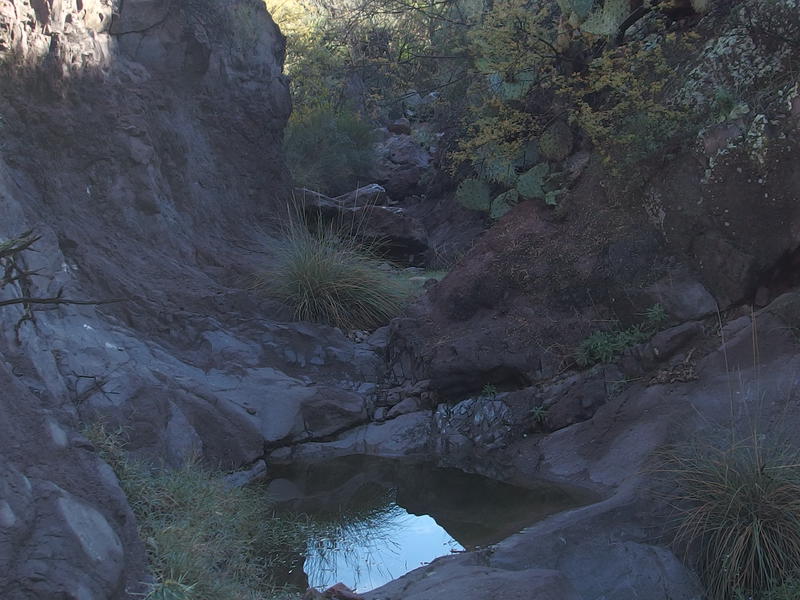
[564, 150, 591, 182]
[270, 412, 433, 464]
[325, 582, 364, 600]
[372, 135, 432, 200]
[642, 270, 717, 321]
[335, 184, 390, 207]
[265, 478, 304, 503]
[304, 588, 326, 600]
[365, 558, 581, 600]
[386, 166, 681, 396]
[302, 188, 431, 265]
[386, 397, 420, 419]
[387, 118, 412, 135]
[0, 362, 147, 598]
[223, 459, 268, 490]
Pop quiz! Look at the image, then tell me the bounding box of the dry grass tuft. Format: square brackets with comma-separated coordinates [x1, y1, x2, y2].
[665, 433, 800, 599]
[256, 216, 408, 330]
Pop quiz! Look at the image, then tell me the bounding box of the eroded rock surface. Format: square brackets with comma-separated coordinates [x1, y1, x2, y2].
[0, 0, 387, 595]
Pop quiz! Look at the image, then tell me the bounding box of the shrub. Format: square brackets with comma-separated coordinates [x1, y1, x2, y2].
[666, 434, 800, 600]
[284, 104, 377, 196]
[86, 424, 306, 600]
[574, 304, 667, 367]
[257, 216, 408, 330]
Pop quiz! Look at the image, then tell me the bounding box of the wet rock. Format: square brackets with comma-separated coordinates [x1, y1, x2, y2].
[223, 460, 268, 490]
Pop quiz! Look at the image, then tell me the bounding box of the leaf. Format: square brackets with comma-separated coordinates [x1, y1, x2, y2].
[490, 189, 519, 220]
[456, 179, 492, 212]
[517, 163, 550, 199]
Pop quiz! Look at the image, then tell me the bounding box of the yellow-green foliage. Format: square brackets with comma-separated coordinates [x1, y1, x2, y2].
[559, 39, 689, 176]
[452, 0, 560, 169]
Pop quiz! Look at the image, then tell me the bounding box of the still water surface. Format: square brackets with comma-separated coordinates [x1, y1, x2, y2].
[267, 456, 592, 592]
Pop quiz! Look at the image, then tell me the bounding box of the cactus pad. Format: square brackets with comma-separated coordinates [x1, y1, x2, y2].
[490, 189, 519, 219]
[456, 179, 492, 212]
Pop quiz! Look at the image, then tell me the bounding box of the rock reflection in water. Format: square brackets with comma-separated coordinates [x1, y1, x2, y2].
[267, 456, 592, 592]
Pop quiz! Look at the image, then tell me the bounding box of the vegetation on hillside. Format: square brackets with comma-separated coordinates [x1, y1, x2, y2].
[259, 2, 800, 597]
[86, 423, 307, 600]
[665, 433, 800, 600]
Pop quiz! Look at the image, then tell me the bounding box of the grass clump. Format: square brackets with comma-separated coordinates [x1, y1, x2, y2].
[575, 304, 667, 367]
[86, 424, 306, 600]
[258, 217, 409, 330]
[665, 434, 800, 600]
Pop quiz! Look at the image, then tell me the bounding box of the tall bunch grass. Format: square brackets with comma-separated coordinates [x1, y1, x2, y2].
[85, 424, 307, 600]
[665, 433, 800, 599]
[258, 216, 408, 330]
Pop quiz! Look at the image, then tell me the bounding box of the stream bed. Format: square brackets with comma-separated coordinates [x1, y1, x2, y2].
[266, 456, 594, 593]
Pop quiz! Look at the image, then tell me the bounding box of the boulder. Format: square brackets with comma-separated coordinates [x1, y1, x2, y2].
[301, 188, 431, 265]
[365, 557, 581, 600]
[372, 135, 432, 200]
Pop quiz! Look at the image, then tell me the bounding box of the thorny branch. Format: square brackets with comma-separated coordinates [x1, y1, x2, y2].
[0, 231, 127, 341]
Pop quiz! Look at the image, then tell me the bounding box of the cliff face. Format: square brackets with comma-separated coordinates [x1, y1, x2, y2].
[0, 1, 296, 597]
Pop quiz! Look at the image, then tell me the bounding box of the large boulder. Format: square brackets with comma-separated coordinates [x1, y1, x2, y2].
[372, 134, 432, 200]
[299, 186, 431, 265]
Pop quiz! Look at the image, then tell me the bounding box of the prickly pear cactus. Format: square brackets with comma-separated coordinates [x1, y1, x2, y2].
[487, 72, 536, 101]
[556, 0, 595, 21]
[490, 189, 519, 220]
[538, 121, 573, 161]
[516, 163, 550, 199]
[582, 0, 631, 36]
[456, 179, 492, 212]
[476, 154, 520, 186]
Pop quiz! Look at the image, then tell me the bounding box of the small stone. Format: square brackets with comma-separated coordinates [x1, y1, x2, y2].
[324, 582, 364, 600]
[388, 118, 411, 135]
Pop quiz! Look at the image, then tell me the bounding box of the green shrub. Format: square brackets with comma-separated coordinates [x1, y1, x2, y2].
[666, 434, 800, 600]
[257, 216, 408, 330]
[85, 424, 307, 600]
[575, 304, 667, 367]
[284, 104, 377, 196]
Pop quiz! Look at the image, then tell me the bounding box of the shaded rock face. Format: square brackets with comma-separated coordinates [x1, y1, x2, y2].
[0, 361, 147, 599]
[0, 0, 384, 596]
